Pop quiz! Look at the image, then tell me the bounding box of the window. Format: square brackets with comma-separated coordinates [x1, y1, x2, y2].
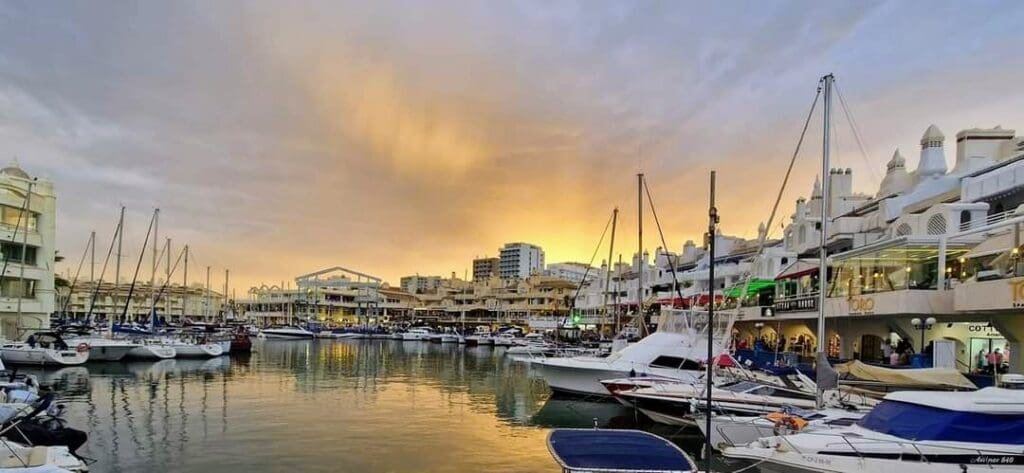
[926, 214, 947, 235]
[780, 257, 789, 265]
[798, 225, 807, 244]
[649, 355, 701, 370]
[0, 205, 37, 232]
[0, 277, 35, 298]
[0, 243, 36, 265]
[959, 210, 971, 229]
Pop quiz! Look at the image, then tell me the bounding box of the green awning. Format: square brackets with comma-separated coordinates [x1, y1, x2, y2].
[724, 279, 775, 298]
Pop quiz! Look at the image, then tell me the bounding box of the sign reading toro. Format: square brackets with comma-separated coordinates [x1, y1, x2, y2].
[848, 296, 875, 315]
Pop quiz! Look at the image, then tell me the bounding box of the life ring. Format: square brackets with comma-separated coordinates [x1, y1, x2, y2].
[767, 412, 807, 436]
[76, 343, 90, 353]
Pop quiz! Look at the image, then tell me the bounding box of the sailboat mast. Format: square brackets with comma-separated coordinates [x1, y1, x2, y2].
[704, 170, 718, 473]
[182, 245, 188, 322]
[15, 181, 33, 339]
[165, 238, 171, 318]
[150, 209, 159, 322]
[816, 73, 834, 409]
[113, 206, 123, 334]
[223, 269, 229, 323]
[205, 266, 211, 321]
[603, 208, 618, 333]
[636, 173, 644, 337]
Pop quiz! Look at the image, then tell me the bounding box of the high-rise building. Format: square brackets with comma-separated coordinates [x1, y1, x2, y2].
[544, 262, 597, 284]
[0, 164, 56, 340]
[498, 242, 544, 279]
[472, 257, 500, 281]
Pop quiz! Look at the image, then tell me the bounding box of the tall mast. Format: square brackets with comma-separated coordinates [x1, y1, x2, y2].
[636, 173, 644, 337]
[615, 253, 622, 333]
[15, 181, 33, 339]
[205, 266, 211, 321]
[150, 209, 159, 321]
[165, 238, 171, 318]
[816, 73, 834, 409]
[704, 170, 718, 473]
[113, 206, 123, 335]
[223, 269, 229, 323]
[90, 231, 96, 282]
[602, 208, 618, 333]
[182, 245, 189, 322]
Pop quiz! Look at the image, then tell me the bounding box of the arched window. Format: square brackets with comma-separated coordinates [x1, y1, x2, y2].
[994, 202, 1006, 215]
[926, 214, 947, 235]
[798, 225, 807, 244]
[960, 210, 971, 229]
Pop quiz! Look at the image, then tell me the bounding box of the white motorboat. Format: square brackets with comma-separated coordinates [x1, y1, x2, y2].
[529, 318, 722, 398]
[126, 338, 177, 360]
[170, 339, 224, 358]
[724, 382, 1024, 472]
[257, 326, 315, 340]
[493, 332, 517, 346]
[618, 376, 875, 426]
[437, 333, 459, 344]
[0, 440, 88, 472]
[697, 407, 865, 452]
[401, 328, 433, 341]
[0, 333, 89, 366]
[389, 331, 405, 340]
[64, 337, 140, 362]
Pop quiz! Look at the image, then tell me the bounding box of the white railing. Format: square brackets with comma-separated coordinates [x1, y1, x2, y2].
[961, 209, 1013, 232]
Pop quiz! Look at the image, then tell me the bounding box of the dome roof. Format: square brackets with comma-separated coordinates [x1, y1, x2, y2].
[887, 148, 906, 170]
[0, 165, 29, 179]
[921, 124, 945, 145]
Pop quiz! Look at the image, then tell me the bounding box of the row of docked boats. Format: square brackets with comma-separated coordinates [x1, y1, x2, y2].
[0, 325, 253, 367]
[525, 309, 1024, 472]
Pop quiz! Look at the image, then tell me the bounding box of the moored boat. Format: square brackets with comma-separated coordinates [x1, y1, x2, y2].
[258, 326, 315, 340]
[126, 339, 176, 360]
[546, 429, 698, 473]
[0, 333, 89, 366]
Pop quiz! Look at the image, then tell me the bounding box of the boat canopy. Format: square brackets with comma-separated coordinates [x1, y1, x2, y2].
[547, 429, 694, 473]
[723, 279, 774, 298]
[860, 399, 1024, 444]
[834, 360, 977, 390]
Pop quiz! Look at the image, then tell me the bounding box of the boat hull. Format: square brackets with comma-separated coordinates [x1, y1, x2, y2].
[721, 447, 1020, 473]
[86, 345, 135, 362]
[174, 343, 223, 358]
[0, 346, 89, 366]
[259, 330, 315, 339]
[531, 362, 630, 398]
[126, 345, 176, 360]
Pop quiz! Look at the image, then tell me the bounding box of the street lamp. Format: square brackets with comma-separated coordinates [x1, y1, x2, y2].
[910, 317, 936, 352]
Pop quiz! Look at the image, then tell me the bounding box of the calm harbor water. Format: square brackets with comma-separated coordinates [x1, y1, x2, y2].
[22, 340, 751, 472]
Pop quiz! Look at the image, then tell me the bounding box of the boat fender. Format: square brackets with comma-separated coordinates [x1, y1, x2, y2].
[766, 412, 807, 435]
[76, 343, 90, 353]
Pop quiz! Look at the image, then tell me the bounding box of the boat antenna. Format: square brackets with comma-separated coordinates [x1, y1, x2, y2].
[816, 73, 835, 409]
[704, 170, 718, 473]
[82, 213, 123, 324]
[120, 209, 158, 323]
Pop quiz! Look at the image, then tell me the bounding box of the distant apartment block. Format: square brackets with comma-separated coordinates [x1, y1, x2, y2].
[400, 275, 443, 294]
[544, 262, 597, 284]
[499, 242, 544, 279]
[472, 257, 500, 281]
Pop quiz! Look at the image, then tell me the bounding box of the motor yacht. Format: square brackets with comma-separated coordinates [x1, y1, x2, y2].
[257, 326, 315, 340]
[724, 380, 1024, 472]
[0, 333, 89, 366]
[401, 328, 433, 341]
[493, 332, 517, 347]
[696, 407, 865, 452]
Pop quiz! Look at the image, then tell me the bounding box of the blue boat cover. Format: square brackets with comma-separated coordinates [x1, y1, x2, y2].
[547, 429, 694, 472]
[859, 400, 1024, 444]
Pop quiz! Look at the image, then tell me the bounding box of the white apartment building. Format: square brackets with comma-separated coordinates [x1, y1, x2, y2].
[0, 164, 55, 340]
[498, 242, 544, 279]
[59, 281, 224, 323]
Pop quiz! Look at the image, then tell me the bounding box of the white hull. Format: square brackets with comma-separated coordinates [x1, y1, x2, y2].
[401, 332, 431, 341]
[722, 447, 1021, 473]
[86, 345, 135, 362]
[531, 362, 633, 397]
[173, 343, 223, 358]
[0, 345, 88, 366]
[0, 440, 88, 472]
[216, 340, 231, 354]
[126, 344, 176, 360]
[258, 329, 315, 339]
[637, 408, 694, 426]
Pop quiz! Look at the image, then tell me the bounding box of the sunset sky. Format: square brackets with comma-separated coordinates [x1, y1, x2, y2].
[3, 1, 1024, 294]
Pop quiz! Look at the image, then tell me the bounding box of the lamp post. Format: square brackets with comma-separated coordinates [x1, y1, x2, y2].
[754, 322, 764, 350]
[910, 316, 936, 352]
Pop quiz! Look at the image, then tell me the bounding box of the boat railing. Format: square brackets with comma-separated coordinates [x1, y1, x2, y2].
[772, 430, 1019, 460]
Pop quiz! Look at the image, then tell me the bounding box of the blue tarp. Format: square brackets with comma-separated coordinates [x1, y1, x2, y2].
[547, 429, 694, 472]
[860, 400, 1024, 444]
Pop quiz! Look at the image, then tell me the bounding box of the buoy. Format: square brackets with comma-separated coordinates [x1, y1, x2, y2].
[76, 343, 90, 353]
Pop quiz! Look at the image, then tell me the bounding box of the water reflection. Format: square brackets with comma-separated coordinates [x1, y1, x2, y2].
[24, 340, 755, 472]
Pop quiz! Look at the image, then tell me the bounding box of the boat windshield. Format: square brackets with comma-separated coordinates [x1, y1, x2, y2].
[859, 400, 1024, 444]
[722, 381, 762, 393]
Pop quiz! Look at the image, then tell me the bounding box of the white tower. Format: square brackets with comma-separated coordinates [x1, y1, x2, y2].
[917, 124, 948, 179]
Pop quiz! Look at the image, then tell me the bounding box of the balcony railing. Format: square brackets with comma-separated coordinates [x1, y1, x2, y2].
[960, 209, 1013, 232]
[774, 293, 818, 313]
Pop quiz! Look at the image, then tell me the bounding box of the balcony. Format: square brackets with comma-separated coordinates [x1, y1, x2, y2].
[774, 293, 818, 313]
[953, 276, 1024, 312]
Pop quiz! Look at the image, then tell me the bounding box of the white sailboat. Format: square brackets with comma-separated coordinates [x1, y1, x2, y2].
[0, 332, 88, 367]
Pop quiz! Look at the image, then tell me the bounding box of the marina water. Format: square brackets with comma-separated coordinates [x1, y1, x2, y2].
[21, 339, 750, 472]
